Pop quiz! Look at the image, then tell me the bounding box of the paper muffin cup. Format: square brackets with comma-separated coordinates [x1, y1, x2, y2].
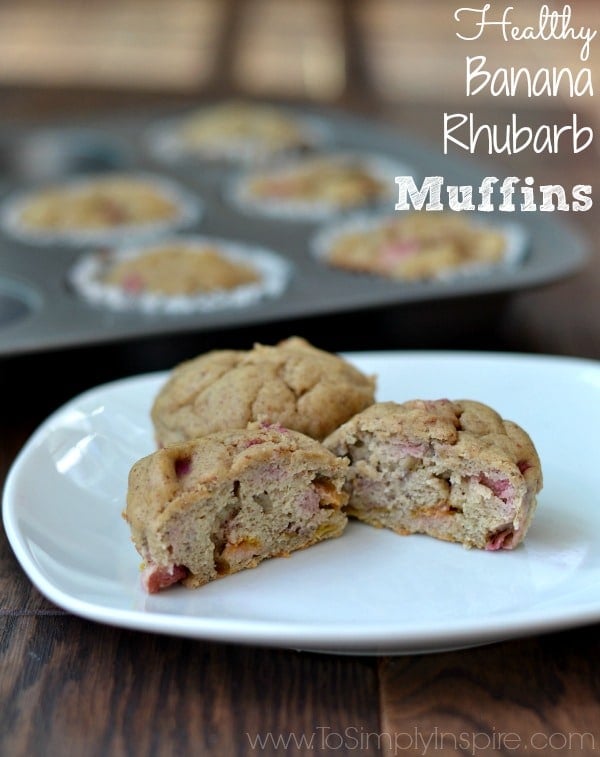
[1, 173, 202, 247]
[312, 211, 529, 282]
[146, 108, 331, 166]
[228, 152, 412, 222]
[68, 235, 292, 314]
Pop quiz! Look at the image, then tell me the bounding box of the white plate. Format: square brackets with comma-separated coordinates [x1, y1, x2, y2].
[4, 352, 600, 655]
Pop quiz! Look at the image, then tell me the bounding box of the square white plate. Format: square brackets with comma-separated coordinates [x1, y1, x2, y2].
[3, 352, 600, 655]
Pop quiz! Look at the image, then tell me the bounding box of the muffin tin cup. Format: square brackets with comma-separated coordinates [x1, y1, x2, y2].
[68, 235, 292, 315]
[0, 275, 42, 329]
[0, 172, 202, 247]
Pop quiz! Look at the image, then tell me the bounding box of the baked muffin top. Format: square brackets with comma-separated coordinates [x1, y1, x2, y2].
[247, 157, 387, 205]
[152, 337, 376, 446]
[16, 175, 181, 231]
[103, 244, 260, 296]
[177, 102, 316, 154]
[320, 213, 507, 281]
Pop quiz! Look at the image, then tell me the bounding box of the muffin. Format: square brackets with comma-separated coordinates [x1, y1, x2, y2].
[124, 423, 349, 592]
[148, 101, 327, 164]
[314, 212, 525, 281]
[323, 399, 542, 550]
[1, 173, 199, 245]
[68, 236, 291, 313]
[103, 244, 259, 294]
[230, 153, 404, 220]
[152, 337, 376, 446]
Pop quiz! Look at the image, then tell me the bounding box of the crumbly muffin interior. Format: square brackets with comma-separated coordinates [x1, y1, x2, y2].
[125, 425, 348, 591]
[324, 400, 542, 550]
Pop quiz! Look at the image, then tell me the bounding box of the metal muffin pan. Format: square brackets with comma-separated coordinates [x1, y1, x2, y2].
[0, 106, 590, 357]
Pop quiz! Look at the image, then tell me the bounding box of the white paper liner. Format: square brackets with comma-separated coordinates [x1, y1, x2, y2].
[228, 152, 412, 221]
[1, 173, 202, 247]
[68, 235, 292, 314]
[312, 211, 529, 282]
[146, 109, 331, 166]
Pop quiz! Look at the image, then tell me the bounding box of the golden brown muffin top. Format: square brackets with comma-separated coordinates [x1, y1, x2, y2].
[152, 337, 376, 445]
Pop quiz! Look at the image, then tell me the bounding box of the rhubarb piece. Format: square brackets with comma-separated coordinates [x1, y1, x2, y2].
[323, 399, 542, 550]
[124, 423, 349, 591]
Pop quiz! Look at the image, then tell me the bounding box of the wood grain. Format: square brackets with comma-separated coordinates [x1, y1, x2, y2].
[379, 628, 600, 756]
[0, 617, 380, 757]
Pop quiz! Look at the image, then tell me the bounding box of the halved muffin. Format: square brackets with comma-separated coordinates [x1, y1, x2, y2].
[124, 423, 348, 592]
[323, 400, 543, 550]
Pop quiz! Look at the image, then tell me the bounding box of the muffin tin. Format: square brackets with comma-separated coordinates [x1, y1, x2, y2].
[0, 105, 589, 357]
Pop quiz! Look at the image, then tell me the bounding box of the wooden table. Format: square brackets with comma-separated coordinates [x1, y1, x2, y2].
[1, 79, 600, 757]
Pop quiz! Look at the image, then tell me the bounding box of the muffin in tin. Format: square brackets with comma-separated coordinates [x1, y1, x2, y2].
[313, 211, 527, 281]
[69, 236, 291, 314]
[1, 173, 200, 246]
[148, 101, 328, 165]
[230, 152, 406, 221]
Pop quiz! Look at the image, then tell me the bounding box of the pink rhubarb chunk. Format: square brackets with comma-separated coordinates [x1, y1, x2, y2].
[142, 564, 188, 593]
[478, 474, 513, 503]
[485, 528, 515, 551]
[122, 273, 145, 294]
[379, 239, 420, 268]
[174, 457, 192, 477]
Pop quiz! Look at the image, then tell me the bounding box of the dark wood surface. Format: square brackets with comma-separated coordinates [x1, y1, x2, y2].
[1, 5, 600, 753]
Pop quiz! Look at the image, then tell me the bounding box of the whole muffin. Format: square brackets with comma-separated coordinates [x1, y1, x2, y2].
[152, 337, 376, 446]
[124, 423, 349, 591]
[2, 174, 199, 245]
[323, 399, 543, 550]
